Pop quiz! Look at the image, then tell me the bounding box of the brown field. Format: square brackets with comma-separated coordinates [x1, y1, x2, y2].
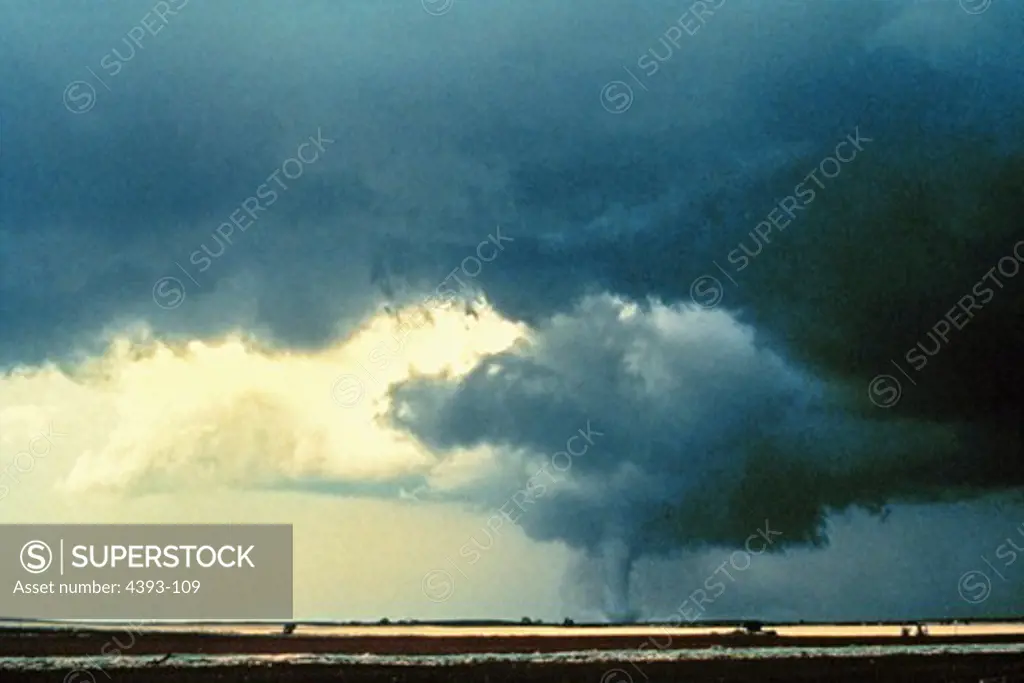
[3, 655, 1024, 683]
[2, 622, 1023, 682]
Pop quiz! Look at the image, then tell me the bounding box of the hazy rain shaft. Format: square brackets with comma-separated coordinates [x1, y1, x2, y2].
[1, 0, 1023, 621]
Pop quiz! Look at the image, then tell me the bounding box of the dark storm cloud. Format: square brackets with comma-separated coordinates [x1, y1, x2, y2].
[387, 290, 1022, 618]
[390, 293, 1019, 553]
[385, 292, 1023, 618]
[4, 0, 1017, 366]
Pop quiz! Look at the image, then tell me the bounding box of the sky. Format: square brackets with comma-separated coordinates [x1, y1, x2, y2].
[1, 0, 1023, 622]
